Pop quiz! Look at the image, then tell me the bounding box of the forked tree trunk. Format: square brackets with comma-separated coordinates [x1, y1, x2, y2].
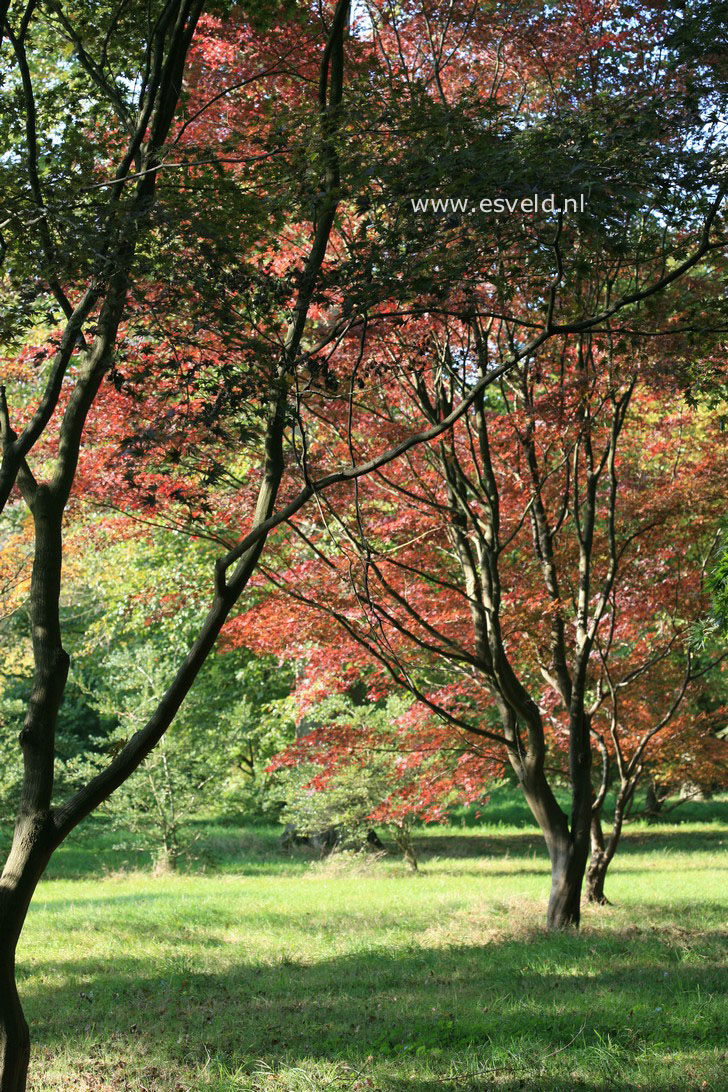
[585, 858, 607, 904]
[516, 753, 592, 929]
[547, 838, 588, 928]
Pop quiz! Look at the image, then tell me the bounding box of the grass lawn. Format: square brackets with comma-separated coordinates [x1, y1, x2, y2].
[16, 791, 728, 1091]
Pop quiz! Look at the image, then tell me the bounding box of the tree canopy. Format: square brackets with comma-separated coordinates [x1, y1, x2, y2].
[0, 1, 726, 1088]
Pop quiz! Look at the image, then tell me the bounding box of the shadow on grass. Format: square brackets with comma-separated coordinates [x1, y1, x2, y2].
[21, 912, 728, 1091]
[415, 834, 547, 859]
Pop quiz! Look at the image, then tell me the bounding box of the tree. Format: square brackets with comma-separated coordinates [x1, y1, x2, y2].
[0, 0, 726, 1086]
[231, 322, 728, 926]
[0, 2, 359, 1084]
[215, 0, 728, 929]
[268, 691, 498, 869]
[56, 0, 727, 934]
[80, 639, 268, 869]
[69, 527, 297, 865]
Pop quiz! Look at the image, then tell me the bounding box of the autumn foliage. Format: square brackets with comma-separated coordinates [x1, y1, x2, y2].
[1, 12, 727, 1089]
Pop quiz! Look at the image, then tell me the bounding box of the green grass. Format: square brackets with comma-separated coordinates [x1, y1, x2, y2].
[18, 793, 728, 1090]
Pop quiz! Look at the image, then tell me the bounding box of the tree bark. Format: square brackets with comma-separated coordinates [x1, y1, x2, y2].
[0, 485, 67, 1091]
[394, 826, 418, 871]
[515, 753, 591, 929]
[0, 953, 29, 1092]
[585, 859, 607, 905]
[585, 811, 609, 905]
[644, 777, 662, 818]
[585, 778, 636, 905]
[0, 818, 55, 1092]
[547, 839, 587, 928]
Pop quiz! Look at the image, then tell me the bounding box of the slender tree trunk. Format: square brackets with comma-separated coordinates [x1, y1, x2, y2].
[585, 858, 607, 904]
[166, 830, 180, 871]
[0, 943, 29, 1092]
[160, 814, 180, 872]
[585, 810, 609, 905]
[0, 818, 55, 1092]
[394, 826, 418, 871]
[644, 777, 662, 818]
[0, 868, 50, 1092]
[585, 778, 636, 905]
[0, 486, 67, 1090]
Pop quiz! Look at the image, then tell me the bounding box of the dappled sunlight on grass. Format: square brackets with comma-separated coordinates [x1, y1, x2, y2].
[21, 800, 728, 1091]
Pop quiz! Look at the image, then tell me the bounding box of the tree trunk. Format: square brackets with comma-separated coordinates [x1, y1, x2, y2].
[0, 820, 54, 1092]
[153, 843, 179, 874]
[679, 780, 706, 801]
[585, 859, 607, 904]
[0, 485, 66, 1091]
[399, 833, 418, 872]
[0, 950, 29, 1092]
[547, 839, 586, 928]
[585, 778, 636, 905]
[585, 812, 609, 905]
[514, 755, 590, 929]
[644, 777, 663, 818]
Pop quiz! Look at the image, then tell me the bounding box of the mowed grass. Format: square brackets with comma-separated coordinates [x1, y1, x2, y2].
[17, 793, 728, 1091]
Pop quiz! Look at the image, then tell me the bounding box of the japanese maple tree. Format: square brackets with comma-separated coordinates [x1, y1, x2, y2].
[231, 313, 728, 924]
[0, 0, 726, 1087]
